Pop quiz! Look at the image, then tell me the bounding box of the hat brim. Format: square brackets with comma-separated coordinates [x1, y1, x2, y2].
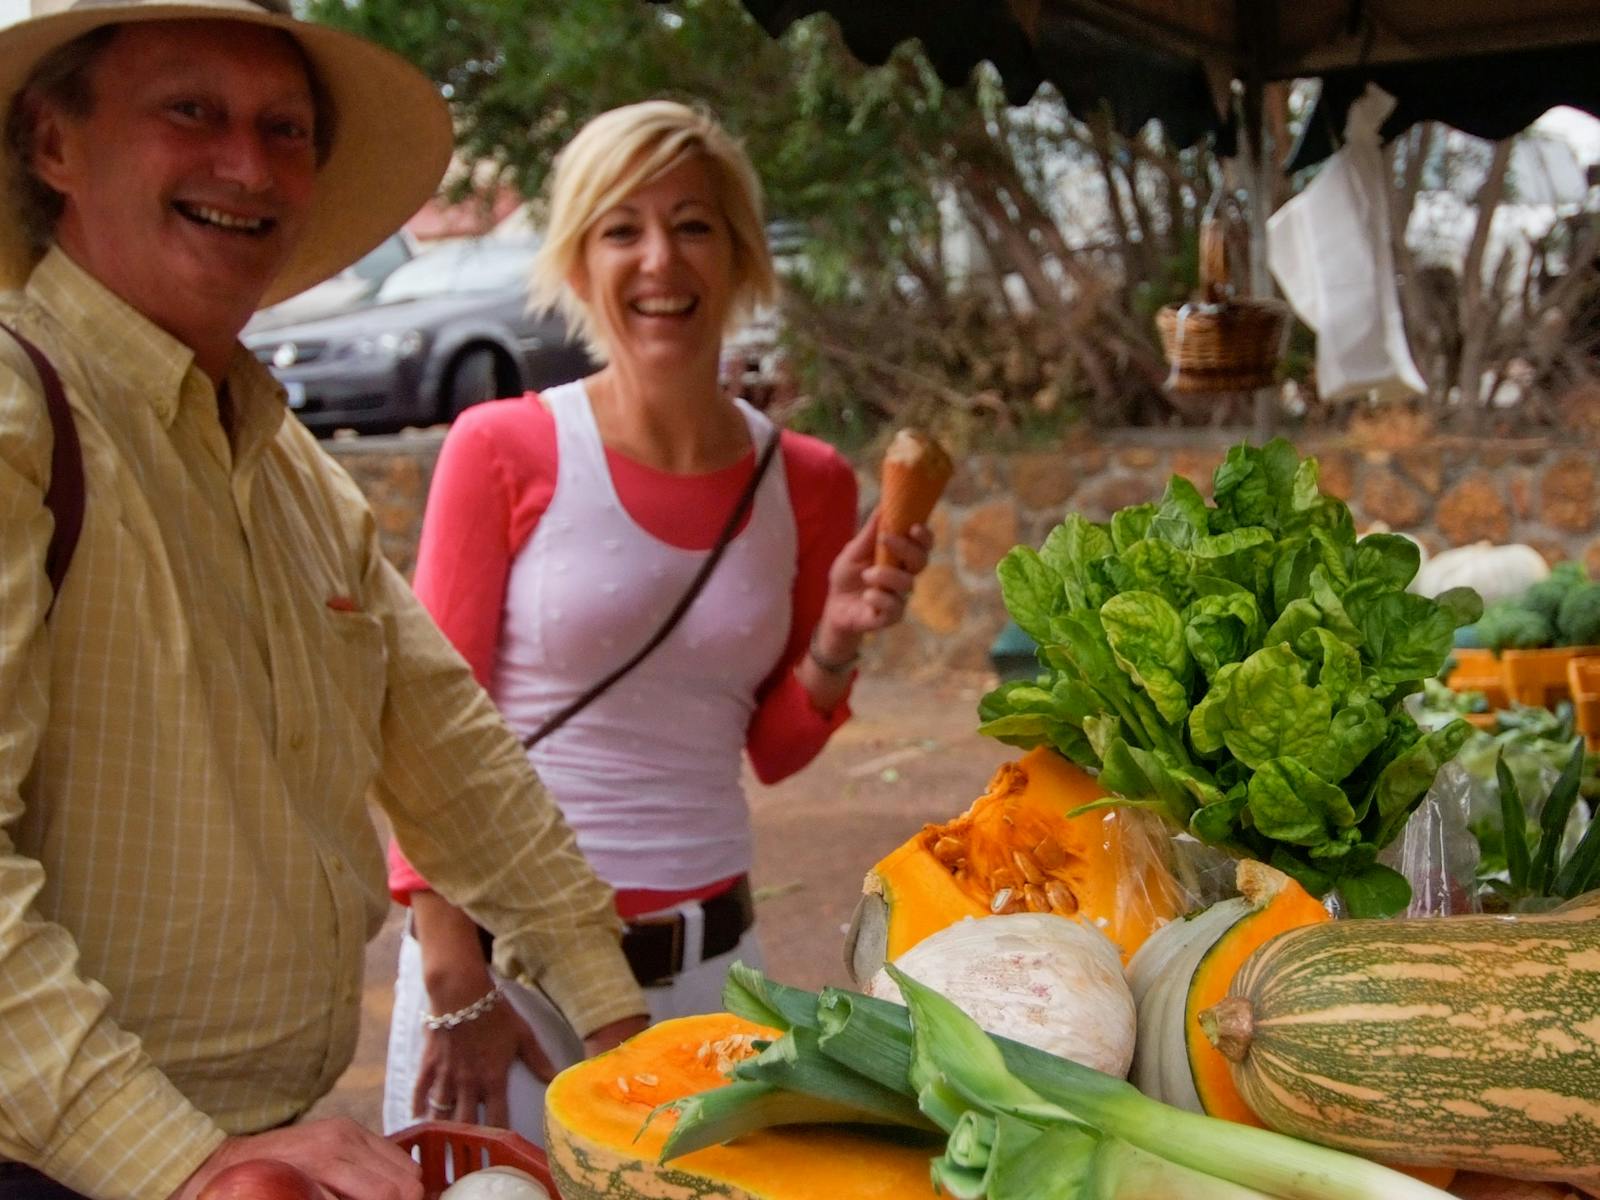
[0, 1, 454, 306]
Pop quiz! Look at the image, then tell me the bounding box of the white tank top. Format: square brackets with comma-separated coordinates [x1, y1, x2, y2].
[491, 381, 796, 889]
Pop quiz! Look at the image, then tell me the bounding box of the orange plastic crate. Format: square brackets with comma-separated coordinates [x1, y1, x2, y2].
[1570, 656, 1600, 751]
[1502, 645, 1600, 709]
[1443, 647, 1509, 710]
[390, 1121, 559, 1200]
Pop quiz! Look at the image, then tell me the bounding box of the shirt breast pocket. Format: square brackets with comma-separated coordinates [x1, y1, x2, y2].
[317, 606, 388, 757]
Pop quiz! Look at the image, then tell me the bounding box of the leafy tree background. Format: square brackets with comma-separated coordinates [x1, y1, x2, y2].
[309, 0, 1599, 444]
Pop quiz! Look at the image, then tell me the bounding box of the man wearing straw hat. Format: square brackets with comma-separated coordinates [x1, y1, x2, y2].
[0, 4, 649, 1198]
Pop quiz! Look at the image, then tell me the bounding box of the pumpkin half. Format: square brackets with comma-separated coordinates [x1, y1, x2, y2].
[544, 1013, 940, 1200]
[844, 747, 1187, 983]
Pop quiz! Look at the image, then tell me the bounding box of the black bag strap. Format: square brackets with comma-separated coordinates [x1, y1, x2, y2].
[1, 323, 82, 618]
[521, 424, 783, 751]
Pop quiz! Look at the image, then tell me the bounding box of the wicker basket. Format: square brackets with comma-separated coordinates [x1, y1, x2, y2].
[1156, 209, 1288, 394]
[390, 1121, 559, 1199]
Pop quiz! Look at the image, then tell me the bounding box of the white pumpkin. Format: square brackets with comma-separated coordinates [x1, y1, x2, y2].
[1411, 541, 1549, 605]
[439, 1166, 551, 1200]
[1124, 896, 1251, 1111]
[866, 912, 1136, 1078]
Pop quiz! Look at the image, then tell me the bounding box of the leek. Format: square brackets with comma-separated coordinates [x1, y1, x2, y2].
[728, 1026, 935, 1133]
[722, 961, 822, 1032]
[661, 964, 1457, 1200]
[1090, 1140, 1285, 1200]
[815, 987, 915, 1092]
[655, 1079, 909, 1162]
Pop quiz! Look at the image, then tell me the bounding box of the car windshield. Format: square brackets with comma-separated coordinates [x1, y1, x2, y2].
[378, 239, 538, 303]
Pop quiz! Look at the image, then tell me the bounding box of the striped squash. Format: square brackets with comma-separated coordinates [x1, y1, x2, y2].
[1201, 892, 1600, 1191]
[544, 1013, 938, 1200]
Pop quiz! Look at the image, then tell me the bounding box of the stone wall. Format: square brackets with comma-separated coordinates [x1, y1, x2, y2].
[330, 425, 1600, 673]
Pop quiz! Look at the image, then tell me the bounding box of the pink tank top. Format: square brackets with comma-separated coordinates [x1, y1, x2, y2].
[491, 381, 796, 889]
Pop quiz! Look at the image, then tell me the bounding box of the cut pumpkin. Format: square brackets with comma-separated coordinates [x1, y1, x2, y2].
[1184, 859, 1331, 1127]
[845, 747, 1187, 982]
[544, 1013, 939, 1200]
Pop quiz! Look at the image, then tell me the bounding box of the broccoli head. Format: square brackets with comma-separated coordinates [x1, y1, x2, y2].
[1521, 561, 1589, 622]
[1473, 600, 1555, 651]
[1556, 581, 1600, 646]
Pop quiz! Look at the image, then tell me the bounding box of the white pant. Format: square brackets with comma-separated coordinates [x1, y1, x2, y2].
[383, 905, 763, 1144]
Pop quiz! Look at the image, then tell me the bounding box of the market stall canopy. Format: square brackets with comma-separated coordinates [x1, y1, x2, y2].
[663, 0, 1600, 163]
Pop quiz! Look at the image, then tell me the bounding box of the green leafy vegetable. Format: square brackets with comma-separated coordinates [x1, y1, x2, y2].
[1484, 739, 1600, 906]
[1462, 562, 1596, 651]
[978, 439, 1480, 916]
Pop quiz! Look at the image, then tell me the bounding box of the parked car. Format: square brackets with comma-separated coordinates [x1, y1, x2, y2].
[244, 237, 592, 436]
[246, 230, 415, 334]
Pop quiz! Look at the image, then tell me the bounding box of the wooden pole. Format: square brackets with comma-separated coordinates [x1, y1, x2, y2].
[1238, 0, 1278, 438]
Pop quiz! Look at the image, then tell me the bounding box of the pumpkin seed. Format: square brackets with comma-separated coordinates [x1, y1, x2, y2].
[1033, 836, 1067, 870]
[1024, 883, 1051, 912]
[1013, 849, 1045, 885]
[1046, 880, 1078, 914]
[990, 887, 1014, 914]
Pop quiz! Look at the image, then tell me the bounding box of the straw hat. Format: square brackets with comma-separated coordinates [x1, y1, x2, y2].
[0, 0, 454, 306]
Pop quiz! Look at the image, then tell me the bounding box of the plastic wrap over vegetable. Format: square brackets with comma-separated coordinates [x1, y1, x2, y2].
[1376, 760, 1482, 916]
[979, 438, 1483, 916]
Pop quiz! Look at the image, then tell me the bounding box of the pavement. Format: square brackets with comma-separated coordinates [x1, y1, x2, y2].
[305, 669, 1015, 1127]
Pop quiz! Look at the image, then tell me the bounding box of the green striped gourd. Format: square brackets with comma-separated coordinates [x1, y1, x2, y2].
[1200, 892, 1600, 1191]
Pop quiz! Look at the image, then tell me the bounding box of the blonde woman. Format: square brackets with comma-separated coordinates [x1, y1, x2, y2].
[383, 101, 933, 1138]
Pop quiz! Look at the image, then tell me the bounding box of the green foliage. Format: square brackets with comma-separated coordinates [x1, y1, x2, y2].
[977, 440, 1482, 916]
[1472, 600, 1554, 650]
[1487, 740, 1600, 905]
[1522, 561, 1587, 623]
[304, 0, 1221, 437]
[1556, 581, 1600, 646]
[1462, 562, 1594, 651]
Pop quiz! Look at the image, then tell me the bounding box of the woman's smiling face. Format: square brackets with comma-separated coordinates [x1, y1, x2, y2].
[570, 155, 736, 372]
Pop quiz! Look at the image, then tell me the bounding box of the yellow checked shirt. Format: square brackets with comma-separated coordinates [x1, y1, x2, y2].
[0, 250, 647, 1200]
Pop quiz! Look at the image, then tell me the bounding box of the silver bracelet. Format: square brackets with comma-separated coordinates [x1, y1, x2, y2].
[420, 983, 503, 1031]
[809, 630, 860, 675]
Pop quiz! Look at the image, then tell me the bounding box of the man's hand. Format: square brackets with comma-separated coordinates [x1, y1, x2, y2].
[172, 1119, 422, 1200]
[583, 1012, 649, 1058]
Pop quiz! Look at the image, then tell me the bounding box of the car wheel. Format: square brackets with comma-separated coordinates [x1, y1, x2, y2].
[443, 347, 500, 418]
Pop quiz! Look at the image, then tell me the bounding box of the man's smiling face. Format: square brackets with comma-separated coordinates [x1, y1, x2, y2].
[32, 20, 319, 352]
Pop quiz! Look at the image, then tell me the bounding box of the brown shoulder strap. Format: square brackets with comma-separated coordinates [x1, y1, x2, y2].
[1, 323, 83, 617]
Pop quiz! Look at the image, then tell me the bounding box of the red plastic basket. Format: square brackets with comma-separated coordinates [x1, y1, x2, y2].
[389, 1121, 560, 1200]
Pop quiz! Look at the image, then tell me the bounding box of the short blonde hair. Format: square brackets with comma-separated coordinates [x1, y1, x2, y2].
[530, 100, 777, 359]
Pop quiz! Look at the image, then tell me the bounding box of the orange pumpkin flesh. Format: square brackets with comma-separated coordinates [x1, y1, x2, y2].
[544, 1013, 939, 1200]
[869, 747, 1187, 965]
[1185, 861, 1331, 1127]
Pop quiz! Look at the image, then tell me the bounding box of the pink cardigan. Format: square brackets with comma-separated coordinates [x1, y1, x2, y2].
[387, 393, 859, 906]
